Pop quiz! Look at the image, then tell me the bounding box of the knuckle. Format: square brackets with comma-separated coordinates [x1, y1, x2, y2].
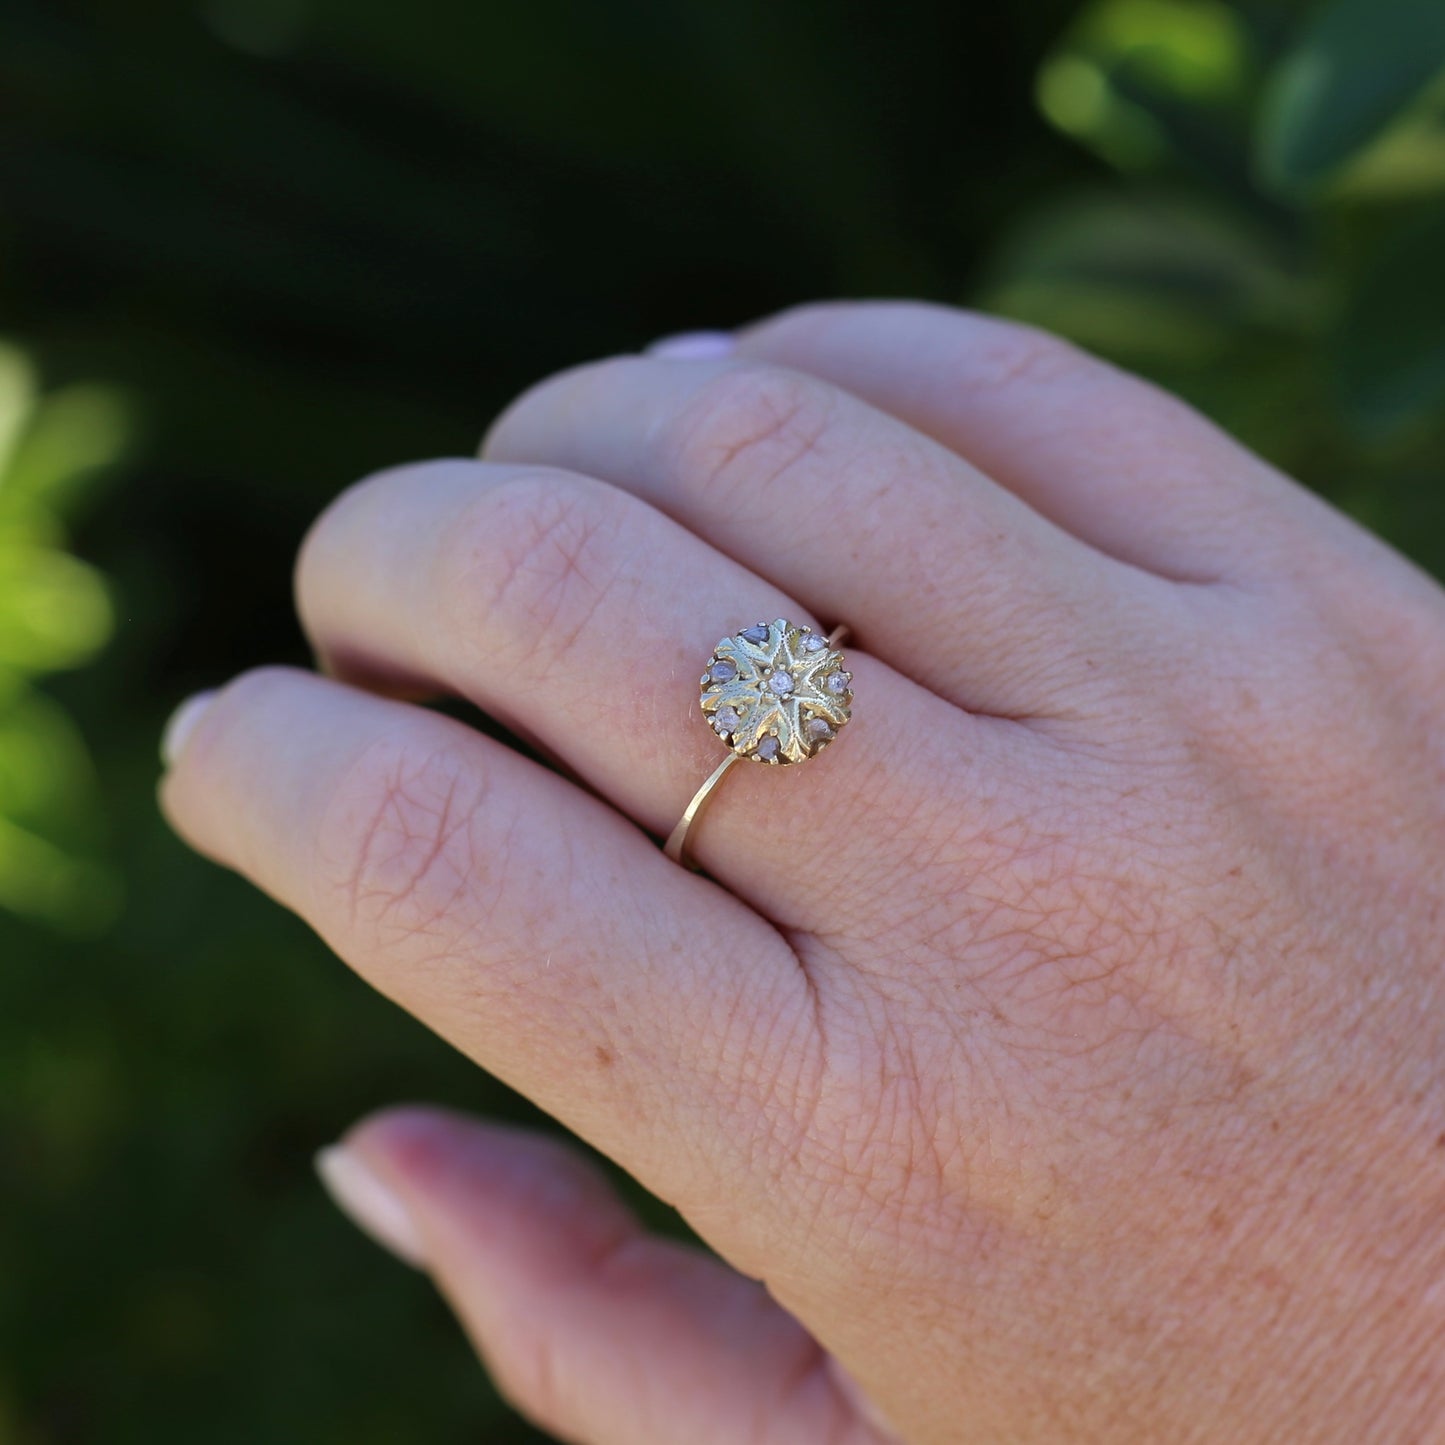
[214, 663, 311, 715]
[315, 731, 493, 951]
[965, 318, 1089, 395]
[440, 471, 622, 671]
[665, 364, 834, 506]
[487, 1329, 577, 1440]
[300, 458, 465, 572]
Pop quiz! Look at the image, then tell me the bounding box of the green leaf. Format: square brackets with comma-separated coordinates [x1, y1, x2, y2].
[1259, 0, 1445, 193]
[0, 345, 36, 478]
[0, 544, 113, 673]
[0, 813, 119, 933]
[4, 384, 131, 511]
[1035, 0, 1253, 173]
[1336, 206, 1445, 433]
[977, 191, 1312, 362]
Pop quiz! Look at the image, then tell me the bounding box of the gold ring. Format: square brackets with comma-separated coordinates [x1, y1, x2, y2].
[664, 618, 854, 870]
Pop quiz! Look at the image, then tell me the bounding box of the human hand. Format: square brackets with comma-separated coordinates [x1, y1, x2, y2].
[160, 301, 1445, 1443]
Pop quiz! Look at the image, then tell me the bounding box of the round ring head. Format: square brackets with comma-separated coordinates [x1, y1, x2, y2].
[699, 619, 852, 765]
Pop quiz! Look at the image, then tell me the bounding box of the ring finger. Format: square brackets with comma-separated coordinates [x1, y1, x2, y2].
[295, 459, 979, 921]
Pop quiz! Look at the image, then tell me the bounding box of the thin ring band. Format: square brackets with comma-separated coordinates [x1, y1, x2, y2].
[664, 623, 851, 870]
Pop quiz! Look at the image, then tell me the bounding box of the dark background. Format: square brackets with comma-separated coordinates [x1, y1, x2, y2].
[3, 1, 1444, 1441]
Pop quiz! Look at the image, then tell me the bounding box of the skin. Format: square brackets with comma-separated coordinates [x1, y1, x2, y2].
[160, 301, 1445, 1444]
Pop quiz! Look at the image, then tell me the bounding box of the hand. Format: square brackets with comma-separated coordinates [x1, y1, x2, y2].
[160, 301, 1445, 1444]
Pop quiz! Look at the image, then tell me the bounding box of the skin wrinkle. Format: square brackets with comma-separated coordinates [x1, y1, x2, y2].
[709, 951, 799, 1133]
[659, 364, 837, 517]
[440, 474, 626, 683]
[795, 764, 1316, 1228]
[310, 734, 489, 944]
[949, 319, 1093, 400]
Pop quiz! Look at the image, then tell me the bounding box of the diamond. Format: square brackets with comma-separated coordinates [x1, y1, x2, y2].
[767, 670, 794, 696]
[709, 660, 736, 682]
[755, 734, 780, 761]
[806, 717, 833, 740]
[713, 706, 740, 733]
[826, 671, 850, 694]
[802, 633, 827, 652]
[740, 623, 769, 643]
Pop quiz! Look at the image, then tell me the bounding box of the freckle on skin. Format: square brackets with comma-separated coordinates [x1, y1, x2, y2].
[595, 1045, 614, 1068]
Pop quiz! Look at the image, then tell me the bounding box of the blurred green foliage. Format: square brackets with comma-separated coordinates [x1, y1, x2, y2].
[0, 348, 122, 936]
[1, 0, 1442, 1441]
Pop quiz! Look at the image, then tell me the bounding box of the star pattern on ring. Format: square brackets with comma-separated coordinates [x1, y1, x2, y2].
[699, 619, 852, 764]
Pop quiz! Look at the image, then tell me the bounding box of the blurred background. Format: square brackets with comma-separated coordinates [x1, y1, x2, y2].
[2, 0, 1444, 1440]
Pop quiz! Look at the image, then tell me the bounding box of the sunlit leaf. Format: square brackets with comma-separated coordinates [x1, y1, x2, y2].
[1080, 0, 1249, 99]
[1037, 55, 1170, 168]
[4, 384, 131, 511]
[1036, 0, 1252, 170]
[1325, 102, 1445, 199]
[0, 545, 113, 672]
[0, 345, 37, 479]
[1258, 0, 1445, 193]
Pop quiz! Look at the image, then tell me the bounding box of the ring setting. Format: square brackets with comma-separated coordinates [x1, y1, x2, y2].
[665, 618, 852, 868]
[701, 619, 852, 763]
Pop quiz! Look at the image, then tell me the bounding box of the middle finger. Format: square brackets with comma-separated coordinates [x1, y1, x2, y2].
[483, 354, 1140, 718]
[296, 459, 978, 923]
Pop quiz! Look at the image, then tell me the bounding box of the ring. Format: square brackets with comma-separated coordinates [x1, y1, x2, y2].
[664, 618, 854, 870]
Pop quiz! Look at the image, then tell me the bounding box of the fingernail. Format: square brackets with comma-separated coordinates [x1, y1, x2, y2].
[160, 690, 218, 768]
[315, 1144, 428, 1268]
[646, 330, 736, 360]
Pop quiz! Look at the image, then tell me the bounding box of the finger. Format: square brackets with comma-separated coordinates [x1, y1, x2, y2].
[296, 459, 979, 922]
[160, 669, 811, 1222]
[481, 354, 1145, 716]
[733, 300, 1317, 582]
[321, 1107, 894, 1445]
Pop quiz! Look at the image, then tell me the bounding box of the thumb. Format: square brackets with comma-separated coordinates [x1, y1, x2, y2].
[316, 1106, 896, 1445]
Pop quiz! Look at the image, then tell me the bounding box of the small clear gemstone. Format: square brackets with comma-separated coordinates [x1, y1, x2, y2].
[740, 623, 769, 643]
[755, 734, 780, 761]
[767, 670, 794, 696]
[826, 672, 849, 694]
[713, 706, 740, 732]
[806, 717, 833, 740]
[709, 660, 736, 682]
[803, 633, 827, 652]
